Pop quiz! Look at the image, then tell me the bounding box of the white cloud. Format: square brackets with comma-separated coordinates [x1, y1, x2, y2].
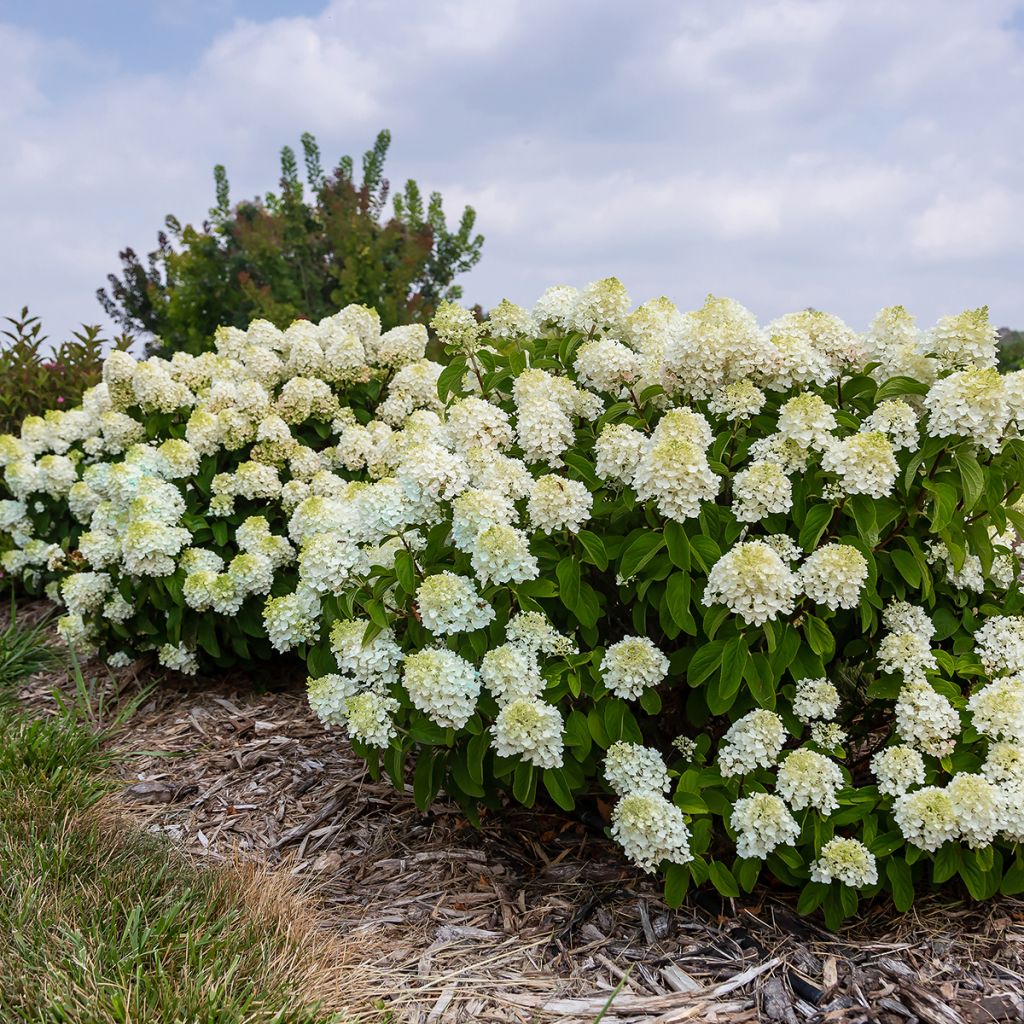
[1, 0, 1023, 343]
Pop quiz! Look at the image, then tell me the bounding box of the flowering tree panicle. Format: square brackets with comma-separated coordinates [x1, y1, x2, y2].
[2, 280, 1024, 927]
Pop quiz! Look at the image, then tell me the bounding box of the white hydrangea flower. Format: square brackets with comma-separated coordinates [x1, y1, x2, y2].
[761, 534, 803, 563]
[731, 460, 792, 522]
[328, 619, 404, 687]
[660, 295, 771, 399]
[820, 431, 898, 498]
[798, 543, 868, 611]
[672, 735, 698, 759]
[792, 677, 840, 722]
[451, 488, 516, 553]
[768, 309, 862, 387]
[632, 410, 719, 523]
[604, 742, 671, 797]
[730, 793, 800, 859]
[516, 394, 575, 467]
[480, 643, 545, 704]
[377, 323, 429, 366]
[718, 709, 786, 777]
[776, 393, 837, 450]
[922, 306, 998, 370]
[947, 772, 1004, 848]
[505, 611, 576, 656]
[464, 446, 534, 501]
[415, 572, 495, 635]
[871, 744, 926, 798]
[863, 399, 918, 451]
[982, 742, 1024, 787]
[158, 642, 198, 675]
[707, 380, 765, 420]
[491, 697, 564, 769]
[924, 366, 1008, 453]
[263, 589, 320, 653]
[486, 298, 536, 339]
[611, 791, 693, 872]
[865, 305, 936, 383]
[810, 838, 878, 887]
[811, 722, 848, 749]
[103, 592, 133, 624]
[397, 442, 470, 508]
[895, 680, 960, 757]
[403, 648, 481, 729]
[307, 673, 359, 728]
[704, 540, 799, 626]
[227, 551, 275, 597]
[594, 423, 646, 486]
[968, 676, 1024, 743]
[974, 617, 1024, 678]
[533, 284, 579, 329]
[776, 749, 844, 814]
[471, 524, 539, 586]
[445, 397, 514, 452]
[60, 572, 112, 617]
[878, 629, 937, 683]
[748, 432, 810, 473]
[345, 690, 400, 748]
[893, 786, 958, 851]
[926, 539, 986, 593]
[883, 601, 935, 639]
[569, 276, 631, 335]
[298, 532, 367, 595]
[600, 636, 669, 700]
[527, 475, 592, 534]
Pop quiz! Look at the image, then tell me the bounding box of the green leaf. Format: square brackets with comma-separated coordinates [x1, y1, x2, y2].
[689, 535, 721, 571]
[959, 850, 988, 900]
[932, 842, 961, 884]
[708, 862, 740, 898]
[848, 494, 879, 546]
[803, 616, 835, 659]
[799, 504, 833, 551]
[437, 355, 468, 399]
[1000, 853, 1024, 896]
[875, 375, 930, 401]
[956, 453, 985, 511]
[886, 857, 914, 912]
[513, 761, 537, 806]
[797, 881, 830, 915]
[665, 572, 696, 634]
[543, 768, 576, 811]
[664, 521, 691, 570]
[664, 863, 690, 908]
[686, 640, 724, 687]
[556, 556, 581, 611]
[306, 641, 336, 678]
[394, 549, 417, 593]
[412, 749, 442, 811]
[577, 530, 609, 570]
[925, 480, 958, 532]
[619, 533, 665, 581]
[890, 548, 921, 588]
[716, 635, 748, 710]
[466, 730, 490, 786]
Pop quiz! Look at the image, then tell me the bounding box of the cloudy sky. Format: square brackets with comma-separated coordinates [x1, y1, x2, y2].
[2, 0, 1023, 343]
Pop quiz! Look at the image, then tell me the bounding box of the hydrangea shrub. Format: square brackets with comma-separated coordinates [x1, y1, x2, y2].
[3, 281, 1024, 926]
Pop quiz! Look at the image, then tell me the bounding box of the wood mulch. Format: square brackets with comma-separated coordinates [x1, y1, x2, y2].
[9, 601, 1024, 1023]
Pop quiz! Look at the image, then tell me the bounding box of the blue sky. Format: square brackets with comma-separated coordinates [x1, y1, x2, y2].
[1, 0, 1023, 342]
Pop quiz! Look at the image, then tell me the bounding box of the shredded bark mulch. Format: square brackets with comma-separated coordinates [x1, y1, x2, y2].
[10, 602, 1024, 1023]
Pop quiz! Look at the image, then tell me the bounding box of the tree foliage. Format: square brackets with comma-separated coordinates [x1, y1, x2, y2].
[98, 131, 484, 356]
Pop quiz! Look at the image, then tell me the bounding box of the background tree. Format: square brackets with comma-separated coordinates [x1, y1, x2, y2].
[98, 131, 484, 355]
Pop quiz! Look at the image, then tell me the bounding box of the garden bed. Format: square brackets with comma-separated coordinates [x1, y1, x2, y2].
[13, 602, 1024, 1024]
